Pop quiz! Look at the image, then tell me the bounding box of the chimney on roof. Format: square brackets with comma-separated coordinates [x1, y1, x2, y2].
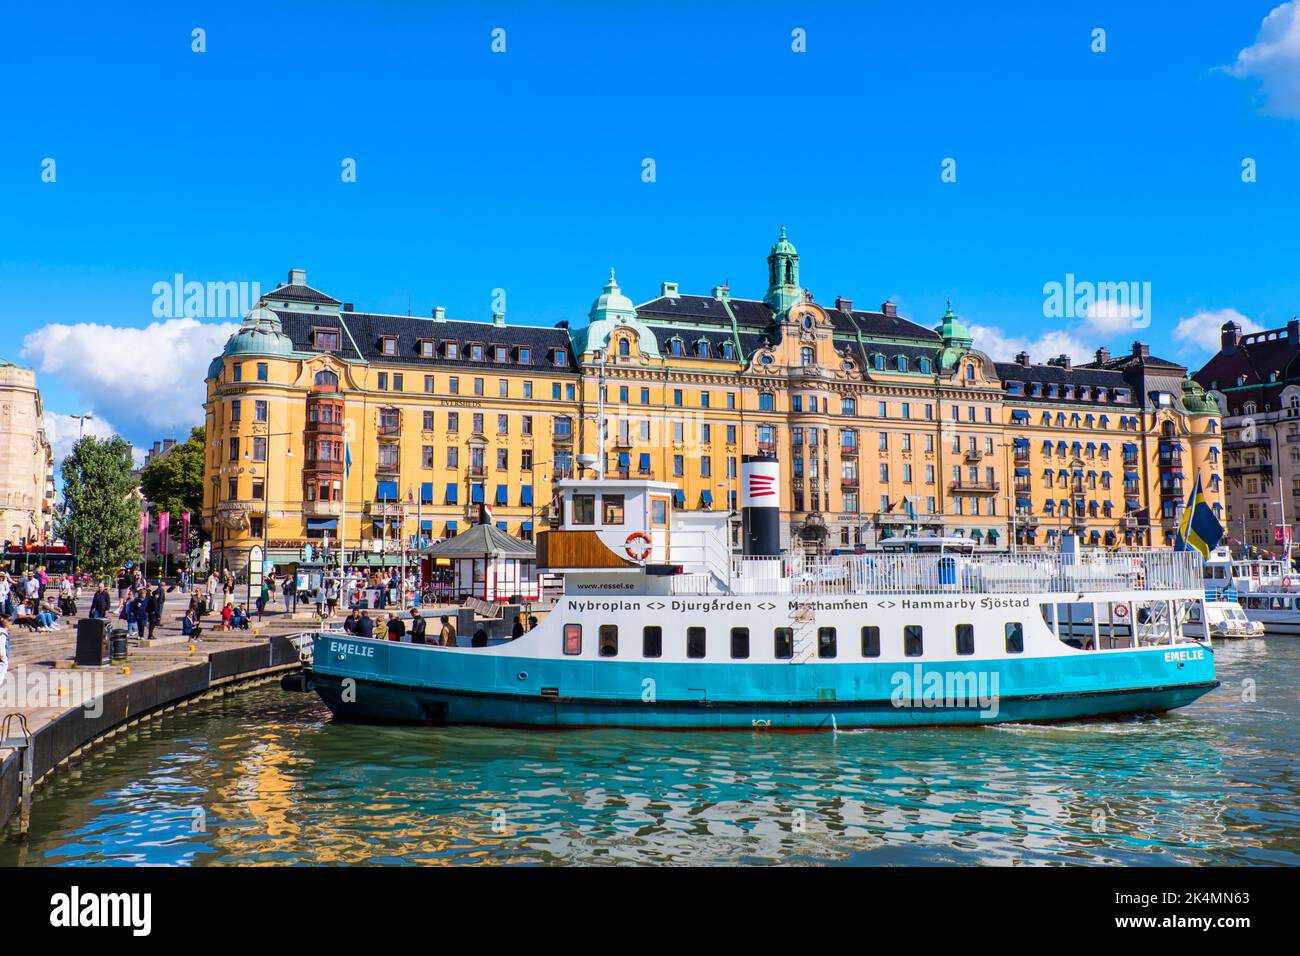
[881, 300, 897, 317]
[1289, 317, 1300, 341]
[1015, 351, 1031, 367]
[432, 306, 446, 323]
[163, 438, 175, 452]
[343, 302, 354, 312]
[151, 441, 161, 455]
[1220, 320, 1241, 354]
[1095, 346, 1111, 365]
[834, 296, 853, 313]
[1056, 353, 1071, 369]
[661, 281, 679, 298]
[492, 310, 506, 327]
[1132, 341, 1149, 359]
[288, 268, 306, 287]
[712, 283, 730, 302]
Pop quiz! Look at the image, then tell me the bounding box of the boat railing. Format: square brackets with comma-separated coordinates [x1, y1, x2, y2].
[669, 550, 1203, 597]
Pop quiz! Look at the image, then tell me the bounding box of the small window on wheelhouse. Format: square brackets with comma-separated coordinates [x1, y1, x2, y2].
[817, 627, 837, 658]
[730, 627, 750, 659]
[687, 627, 706, 659]
[955, 624, 974, 656]
[861, 626, 880, 658]
[1005, 622, 1024, 654]
[774, 627, 793, 660]
[598, 625, 618, 657]
[904, 625, 923, 657]
[563, 624, 582, 655]
[642, 626, 662, 658]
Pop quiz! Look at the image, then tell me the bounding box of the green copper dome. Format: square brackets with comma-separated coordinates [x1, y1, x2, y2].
[588, 269, 636, 321]
[222, 305, 295, 358]
[206, 355, 225, 381]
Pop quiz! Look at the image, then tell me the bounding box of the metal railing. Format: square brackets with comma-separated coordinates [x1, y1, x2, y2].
[670, 550, 1202, 597]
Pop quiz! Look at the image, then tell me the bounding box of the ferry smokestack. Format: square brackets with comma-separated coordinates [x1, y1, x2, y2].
[741, 454, 780, 557]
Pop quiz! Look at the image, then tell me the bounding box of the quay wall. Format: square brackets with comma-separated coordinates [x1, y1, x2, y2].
[0, 635, 302, 834]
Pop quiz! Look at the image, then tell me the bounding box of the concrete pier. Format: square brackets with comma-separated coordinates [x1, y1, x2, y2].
[0, 599, 313, 835]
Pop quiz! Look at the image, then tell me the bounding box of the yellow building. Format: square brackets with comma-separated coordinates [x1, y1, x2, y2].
[202, 237, 1223, 572]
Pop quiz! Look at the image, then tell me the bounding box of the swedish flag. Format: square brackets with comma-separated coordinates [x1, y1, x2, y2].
[1175, 474, 1224, 558]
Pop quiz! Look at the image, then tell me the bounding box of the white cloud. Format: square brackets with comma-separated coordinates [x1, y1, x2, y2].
[967, 322, 1098, 365]
[44, 412, 146, 475]
[1225, 1, 1300, 118]
[1081, 298, 1144, 334]
[22, 318, 236, 442]
[1172, 308, 1262, 354]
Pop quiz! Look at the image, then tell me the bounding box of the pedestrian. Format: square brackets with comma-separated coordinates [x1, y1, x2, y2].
[511, 616, 525, 640]
[146, 587, 161, 640]
[356, 611, 374, 639]
[220, 602, 233, 631]
[0, 614, 10, 691]
[409, 607, 427, 644]
[472, 628, 488, 647]
[439, 615, 457, 647]
[325, 577, 339, 618]
[386, 612, 406, 642]
[90, 584, 110, 620]
[258, 578, 270, 615]
[282, 576, 293, 611]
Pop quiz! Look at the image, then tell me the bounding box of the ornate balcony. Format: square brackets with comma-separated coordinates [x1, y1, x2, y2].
[949, 480, 1000, 494]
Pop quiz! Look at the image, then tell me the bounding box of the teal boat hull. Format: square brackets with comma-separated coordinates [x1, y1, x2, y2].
[306, 636, 1218, 729]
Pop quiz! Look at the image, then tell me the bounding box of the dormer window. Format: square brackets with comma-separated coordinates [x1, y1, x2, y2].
[419, 339, 435, 358]
[669, 338, 684, 356]
[617, 337, 630, 357]
[720, 342, 735, 359]
[895, 355, 908, 372]
[919, 358, 932, 374]
[314, 329, 341, 352]
[492, 345, 508, 363]
[695, 340, 711, 358]
[380, 336, 398, 356]
[517, 346, 531, 364]
[469, 343, 484, 362]
[551, 348, 568, 366]
[444, 341, 460, 359]
[872, 354, 885, 371]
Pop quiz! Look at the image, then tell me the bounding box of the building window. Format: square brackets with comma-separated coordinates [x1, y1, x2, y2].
[256, 362, 268, 381]
[314, 329, 340, 351]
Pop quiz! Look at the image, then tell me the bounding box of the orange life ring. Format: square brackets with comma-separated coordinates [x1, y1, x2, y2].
[624, 531, 652, 561]
[1284, 577, 1292, 592]
[1114, 603, 1129, 619]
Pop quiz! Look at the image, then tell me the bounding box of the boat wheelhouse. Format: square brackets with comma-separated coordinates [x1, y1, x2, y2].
[300, 459, 1218, 729]
[1204, 546, 1296, 636]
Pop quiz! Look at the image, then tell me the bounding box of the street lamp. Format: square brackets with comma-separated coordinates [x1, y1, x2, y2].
[246, 430, 294, 621]
[71, 412, 94, 440]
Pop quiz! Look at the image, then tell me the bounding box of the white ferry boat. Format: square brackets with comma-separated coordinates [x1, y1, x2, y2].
[1205, 547, 1299, 636]
[297, 458, 1218, 729]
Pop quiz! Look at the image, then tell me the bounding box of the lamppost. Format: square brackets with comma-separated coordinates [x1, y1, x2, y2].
[246, 429, 294, 621]
[71, 412, 94, 441]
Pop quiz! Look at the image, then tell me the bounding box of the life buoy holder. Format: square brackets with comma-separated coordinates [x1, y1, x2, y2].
[1114, 603, 1129, 619]
[1283, 577, 1292, 592]
[625, 531, 653, 561]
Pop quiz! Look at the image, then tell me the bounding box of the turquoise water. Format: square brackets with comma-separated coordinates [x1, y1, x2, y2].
[3, 639, 1298, 866]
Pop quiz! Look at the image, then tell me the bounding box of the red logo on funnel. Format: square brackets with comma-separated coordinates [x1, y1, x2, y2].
[748, 474, 776, 498]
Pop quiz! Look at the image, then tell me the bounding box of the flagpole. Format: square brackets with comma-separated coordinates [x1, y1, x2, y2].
[339, 435, 349, 593]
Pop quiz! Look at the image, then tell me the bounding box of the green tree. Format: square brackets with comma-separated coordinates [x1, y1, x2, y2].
[139, 426, 206, 537]
[58, 435, 141, 576]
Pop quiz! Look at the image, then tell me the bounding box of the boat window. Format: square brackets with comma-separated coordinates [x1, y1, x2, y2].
[643, 625, 662, 658]
[904, 625, 923, 657]
[598, 625, 618, 657]
[563, 623, 582, 655]
[730, 627, 750, 660]
[1005, 622, 1024, 654]
[572, 494, 595, 525]
[817, 627, 837, 659]
[774, 627, 793, 660]
[955, 624, 974, 656]
[601, 494, 625, 525]
[687, 627, 706, 659]
[861, 625, 880, 657]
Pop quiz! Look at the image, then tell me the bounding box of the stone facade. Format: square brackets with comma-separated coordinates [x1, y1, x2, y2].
[0, 361, 55, 546]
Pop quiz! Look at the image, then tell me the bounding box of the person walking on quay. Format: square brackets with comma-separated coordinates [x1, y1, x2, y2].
[439, 615, 457, 647]
[146, 587, 161, 640]
[356, 610, 374, 639]
[409, 607, 427, 644]
[129, 590, 149, 639]
[282, 575, 293, 612]
[89, 583, 110, 620]
[325, 576, 339, 618]
[0, 572, 11, 616]
[257, 578, 270, 616]
[24, 572, 39, 605]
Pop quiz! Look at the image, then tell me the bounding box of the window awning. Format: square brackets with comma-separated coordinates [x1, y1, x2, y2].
[471, 484, 485, 504]
[971, 529, 983, 539]
[496, 522, 508, 532]
[986, 529, 999, 542]
[618, 452, 630, 468]
[1042, 440, 1053, 453]
[1046, 529, 1059, 539]
[1123, 442, 1137, 452]
[520, 485, 534, 505]
[420, 520, 433, 531]
[1013, 438, 1030, 448]
[673, 489, 686, 507]
[521, 521, 533, 531]
[1100, 415, 1109, 424]
[307, 518, 337, 531]
[1015, 467, 1030, 477]
[445, 483, 459, 504]
[420, 481, 434, 505]
[1011, 410, 1029, 421]
[1090, 530, 1101, 540]
[1016, 497, 1031, 507]
[639, 453, 651, 471]
[1125, 470, 1139, 479]
[1044, 500, 1055, 512]
[496, 484, 509, 505]
[446, 520, 458, 531]
[376, 481, 398, 501]
[701, 490, 714, 506]
[1071, 442, 1082, 451]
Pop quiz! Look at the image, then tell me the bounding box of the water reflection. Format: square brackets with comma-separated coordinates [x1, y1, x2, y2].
[4, 642, 1298, 866]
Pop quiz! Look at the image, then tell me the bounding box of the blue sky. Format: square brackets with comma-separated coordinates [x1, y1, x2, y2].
[2, 1, 1299, 464]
